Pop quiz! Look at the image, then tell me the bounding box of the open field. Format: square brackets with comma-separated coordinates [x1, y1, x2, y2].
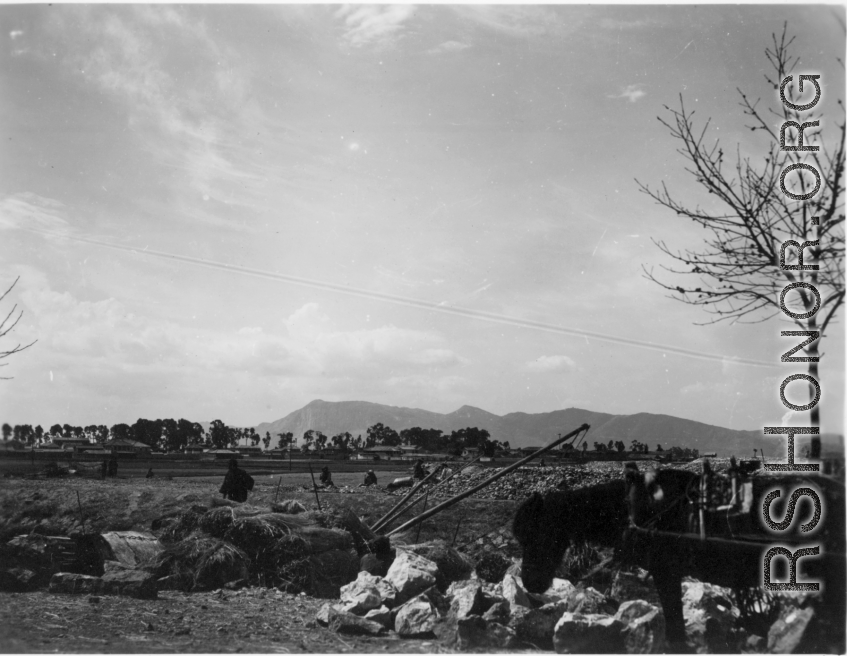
[0, 472, 524, 653]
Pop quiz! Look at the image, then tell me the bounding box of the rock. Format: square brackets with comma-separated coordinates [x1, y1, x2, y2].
[49, 572, 103, 595]
[546, 578, 577, 601]
[394, 594, 438, 637]
[682, 580, 739, 653]
[500, 573, 531, 611]
[402, 540, 472, 591]
[372, 578, 397, 608]
[553, 612, 625, 654]
[566, 586, 618, 615]
[509, 600, 568, 650]
[272, 500, 307, 514]
[316, 603, 333, 627]
[360, 553, 386, 577]
[767, 606, 815, 653]
[101, 568, 158, 600]
[448, 580, 486, 620]
[0, 567, 37, 592]
[682, 580, 737, 618]
[615, 600, 665, 654]
[384, 549, 438, 605]
[97, 532, 163, 569]
[505, 560, 522, 580]
[364, 605, 392, 629]
[308, 549, 359, 599]
[482, 600, 510, 624]
[327, 607, 387, 636]
[456, 615, 517, 650]
[338, 571, 383, 615]
[745, 633, 765, 652]
[610, 570, 662, 607]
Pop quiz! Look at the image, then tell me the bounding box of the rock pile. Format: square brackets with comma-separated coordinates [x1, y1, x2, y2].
[316, 541, 682, 653]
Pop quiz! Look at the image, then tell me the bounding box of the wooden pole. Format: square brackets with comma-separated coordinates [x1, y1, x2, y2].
[377, 456, 482, 532]
[414, 489, 430, 544]
[386, 424, 589, 537]
[274, 476, 282, 503]
[370, 464, 443, 532]
[308, 463, 322, 512]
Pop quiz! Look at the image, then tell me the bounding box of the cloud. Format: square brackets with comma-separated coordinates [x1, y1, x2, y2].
[526, 355, 576, 373]
[335, 5, 417, 48]
[9, 279, 466, 413]
[450, 6, 563, 37]
[40, 7, 267, 226]
[427, 40, 470, 55]
[9, 29, 23, 39]
[0, 193, 70, 232]
[609, 84, 646, 103]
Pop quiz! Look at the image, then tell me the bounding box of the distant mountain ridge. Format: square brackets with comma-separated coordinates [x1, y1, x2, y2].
[251, 399, 806, 457]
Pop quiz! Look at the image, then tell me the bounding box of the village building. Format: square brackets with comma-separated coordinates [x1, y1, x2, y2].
[103, 438, 152, 457]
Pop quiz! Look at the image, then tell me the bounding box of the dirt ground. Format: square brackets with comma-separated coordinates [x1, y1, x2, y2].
[0, 473, 521, 653]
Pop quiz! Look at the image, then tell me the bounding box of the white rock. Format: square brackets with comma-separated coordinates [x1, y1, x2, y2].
[500, 573, 531, 611]
[363, 605, 392, 629]
[615, 600, 665, 654]
[448, 579, 485, 619]
[394, 595, 438, 637]
[338, 571, 383, 615]
[384, 550, 438, 605]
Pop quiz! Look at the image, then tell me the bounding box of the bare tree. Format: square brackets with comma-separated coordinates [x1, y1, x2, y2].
[637, 27, 845, 427]
[1, 277, 37, 379]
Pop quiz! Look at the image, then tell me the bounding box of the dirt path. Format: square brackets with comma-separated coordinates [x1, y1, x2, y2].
[0, 589, 455, 653]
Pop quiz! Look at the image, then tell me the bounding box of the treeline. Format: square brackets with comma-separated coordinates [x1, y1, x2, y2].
[587, 439, 698, 459]
[1, 419, 207, 452]
[293, 423, 511, 457]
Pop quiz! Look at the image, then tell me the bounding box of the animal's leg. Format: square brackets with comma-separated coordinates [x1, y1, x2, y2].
[652, 564, 687, 648]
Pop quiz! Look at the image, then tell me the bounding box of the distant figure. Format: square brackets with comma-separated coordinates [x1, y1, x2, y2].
[413, 459, 425, 480]
[319, 465, 334, 487]
[107, 454, 118, 478]
[220, 458, 254, 502]
[540, 458, 546, 467]
[145, 468, 154, 479]
[101, 459, 108, 479]
[362, 470, 378, 486]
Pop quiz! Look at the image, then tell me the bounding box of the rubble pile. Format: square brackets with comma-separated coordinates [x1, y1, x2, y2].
[314, 539, 767, 653]
[433, 464, 625, 501]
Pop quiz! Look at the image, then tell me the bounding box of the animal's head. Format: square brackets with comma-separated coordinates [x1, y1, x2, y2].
[625, 463, 694, 528]
[512, 492, 571, 593]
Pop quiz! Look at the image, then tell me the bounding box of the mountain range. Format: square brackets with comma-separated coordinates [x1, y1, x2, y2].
[249, 399, 834, 457]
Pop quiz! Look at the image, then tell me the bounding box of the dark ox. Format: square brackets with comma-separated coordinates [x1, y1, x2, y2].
[512, 466, 697, 645]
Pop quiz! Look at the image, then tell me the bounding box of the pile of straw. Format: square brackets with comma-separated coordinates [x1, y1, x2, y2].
[153, 533, 250, 591]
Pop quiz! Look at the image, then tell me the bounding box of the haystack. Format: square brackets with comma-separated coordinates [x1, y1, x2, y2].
[153, 534, 250, 591]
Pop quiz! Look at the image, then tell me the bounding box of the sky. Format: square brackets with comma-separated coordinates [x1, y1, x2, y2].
[0, 4, 844, 436]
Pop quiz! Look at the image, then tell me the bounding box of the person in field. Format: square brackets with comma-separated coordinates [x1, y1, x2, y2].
[413, 459, 426, 480]
[362, 469, 378, 486]
[319, 465, 334, 487]
[107, 454, 118, 478]
[145, 467, 154, 479]
[220, 458, 254, 502]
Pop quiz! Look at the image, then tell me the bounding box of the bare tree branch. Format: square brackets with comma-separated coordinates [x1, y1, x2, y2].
[0, 277, 37, 380]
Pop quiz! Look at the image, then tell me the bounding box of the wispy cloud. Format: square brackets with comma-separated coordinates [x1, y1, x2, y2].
[526, 355, 576, 373]
[426, 40, 470, 55]
[450, 6, 562, 37]
[609, 84, 647, 103]
[335, 5, 417, 48]
[41, 6, 267, 226]
[0, 193, 70, 233]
